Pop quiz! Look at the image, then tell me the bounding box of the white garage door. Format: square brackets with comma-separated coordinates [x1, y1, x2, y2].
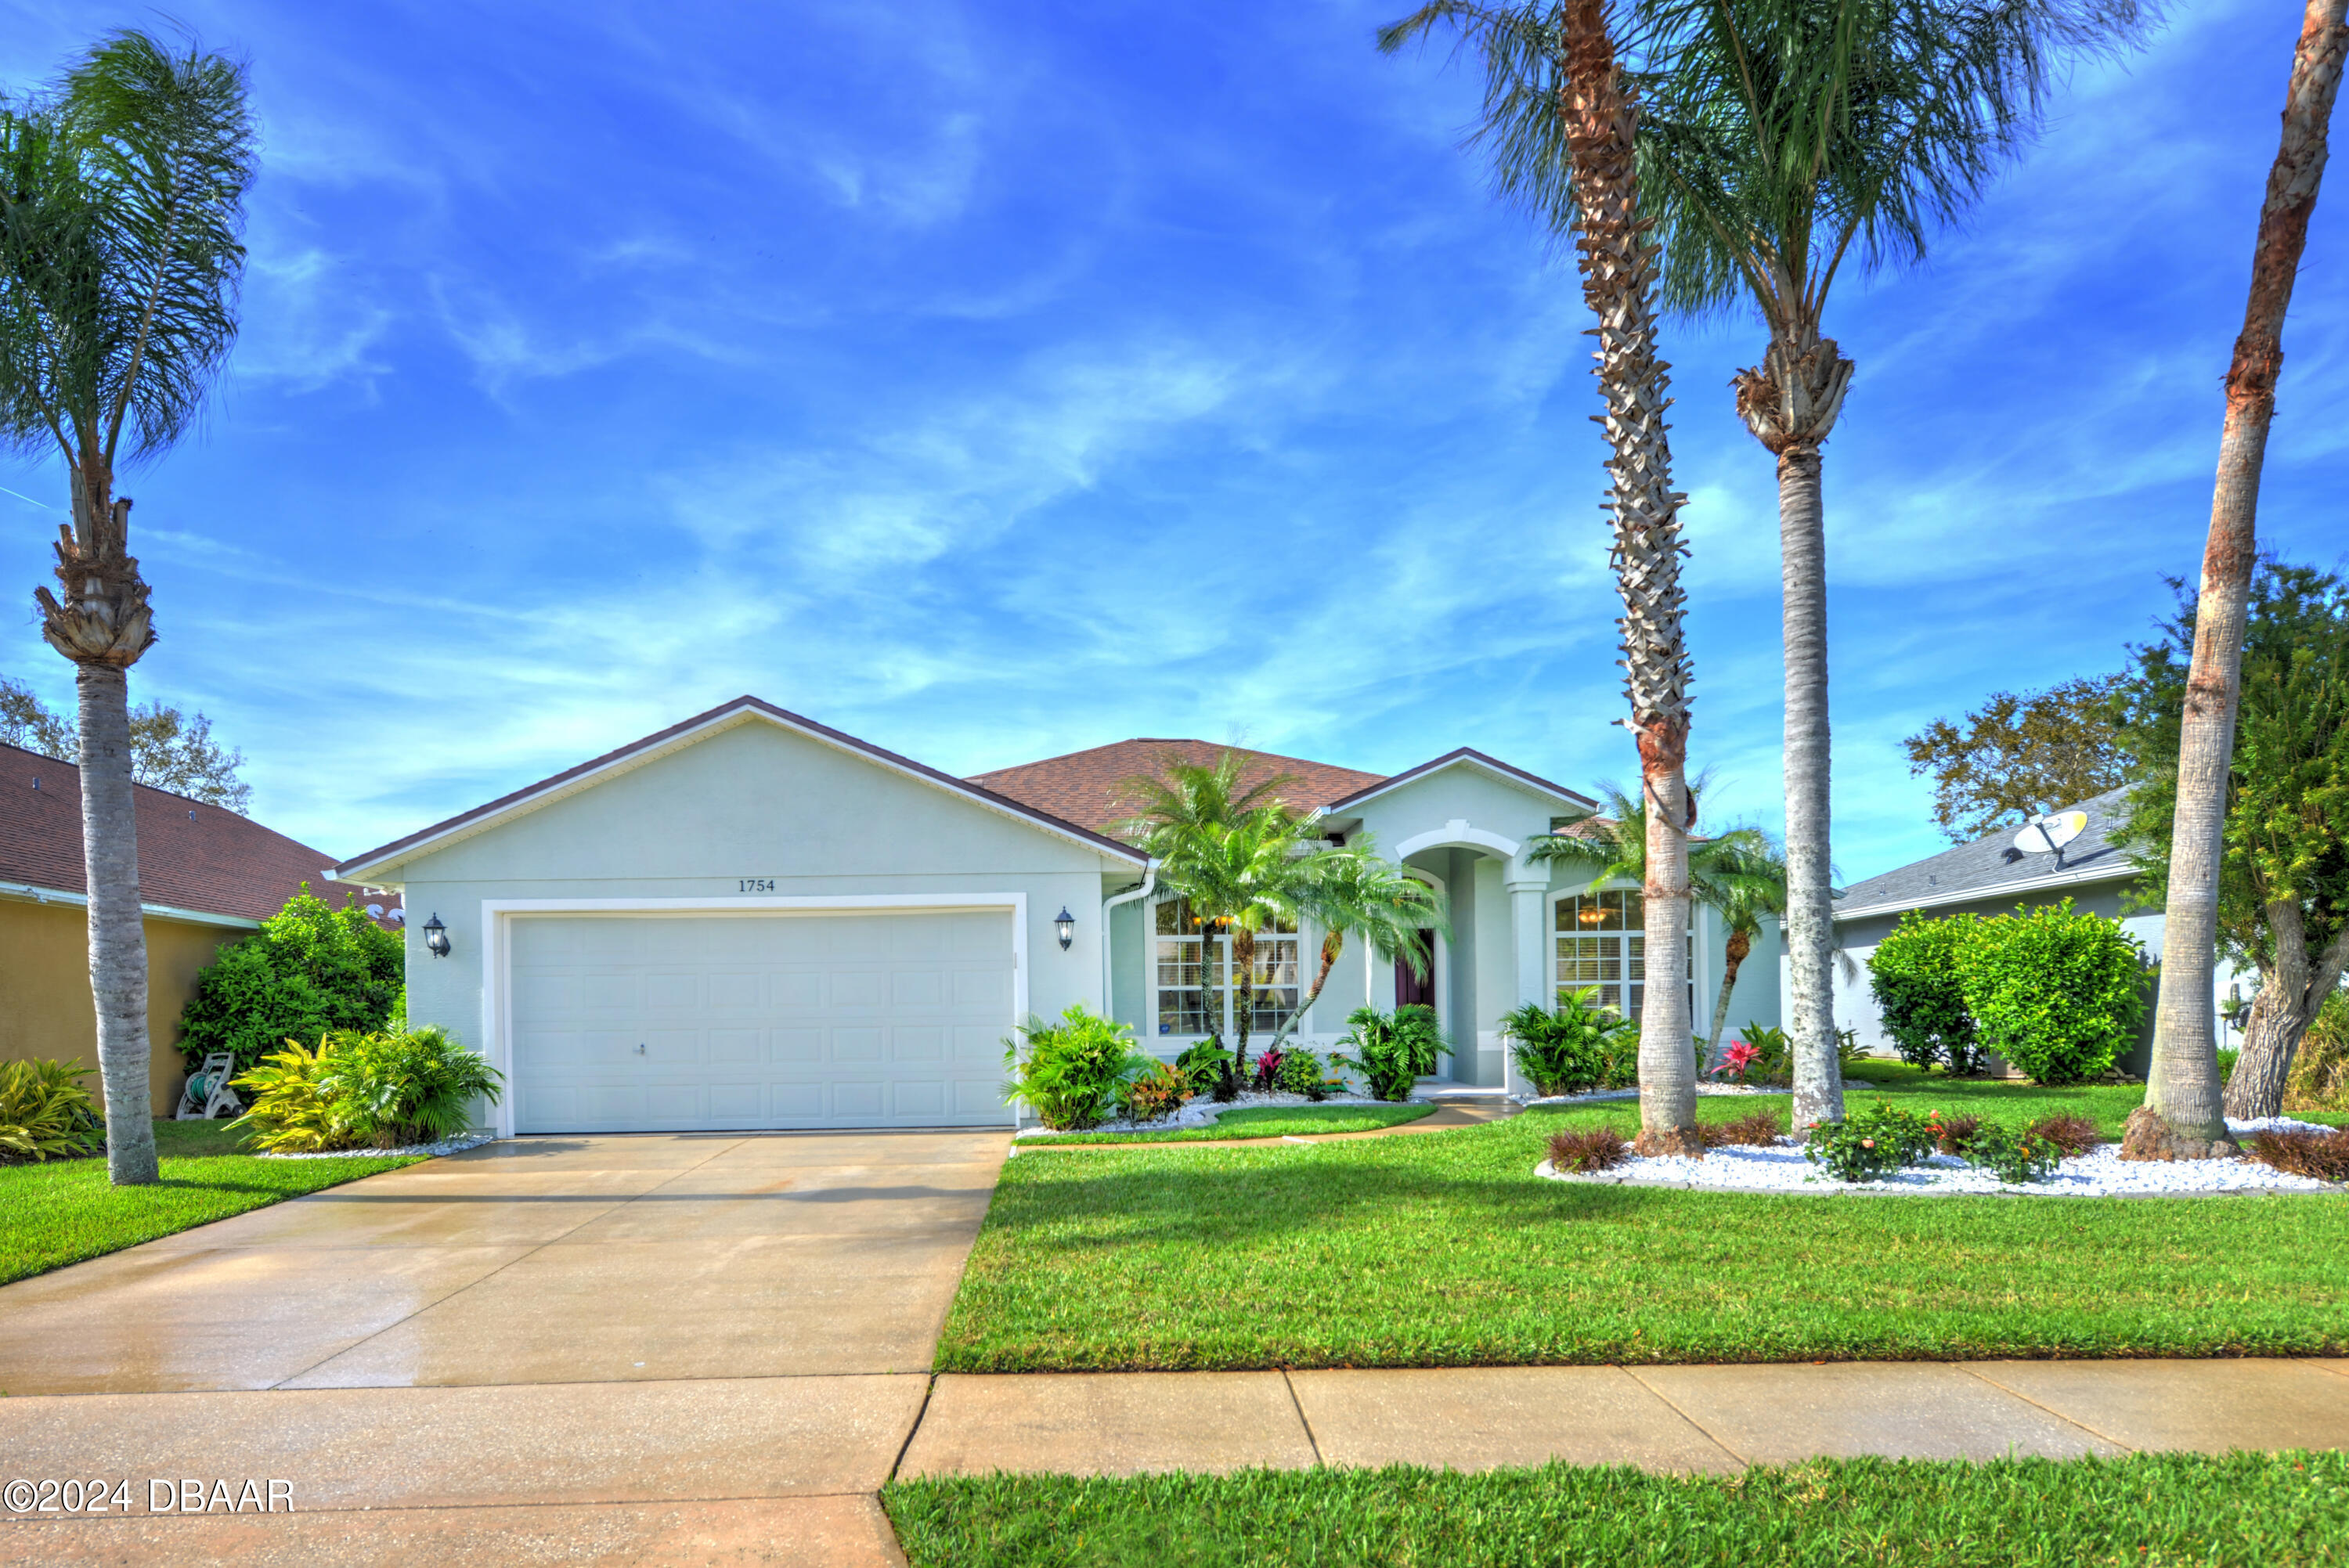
[507, 911, 1016, 1133]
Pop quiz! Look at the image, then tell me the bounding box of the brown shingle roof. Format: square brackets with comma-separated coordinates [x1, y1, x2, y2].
[0, 742, 374, 924]
[966, 740, 1388, 836]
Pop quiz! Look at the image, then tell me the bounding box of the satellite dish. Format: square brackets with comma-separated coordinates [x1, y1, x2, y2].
[385, 907, 406, 928]
[2013, 810, 2088, 858]
[364, 903, 384, 920]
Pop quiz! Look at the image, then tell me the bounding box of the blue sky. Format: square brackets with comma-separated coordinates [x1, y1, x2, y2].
[2, 0, 2343, 880]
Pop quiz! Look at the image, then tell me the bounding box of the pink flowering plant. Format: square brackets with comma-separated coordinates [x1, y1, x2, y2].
[1712, 1040, 1763, 1082]
[1802, 1100, 1937, 1183]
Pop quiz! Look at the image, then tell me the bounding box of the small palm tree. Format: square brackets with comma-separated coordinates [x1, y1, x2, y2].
[1525, 783, 1784, 1054]
[0, 31, 254, 1186]
[1258, 837, 1450, 1060]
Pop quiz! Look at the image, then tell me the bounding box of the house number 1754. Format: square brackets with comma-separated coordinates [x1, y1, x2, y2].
[737, 878, 776, 892]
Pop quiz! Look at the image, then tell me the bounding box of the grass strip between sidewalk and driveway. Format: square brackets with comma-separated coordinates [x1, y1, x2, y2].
[1020, 1103, 1435, 1145]
[0, 1119, 421, 1286]
[882, 1450, 2349, 1568]
[936, 1075, 2349, 1372]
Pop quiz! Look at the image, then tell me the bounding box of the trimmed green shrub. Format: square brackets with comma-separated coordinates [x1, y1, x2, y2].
[1272, 1046, 1332, 1099]
[1804, 1100, 1935, 1183]
[1868, 911, 1986, 1073]
[0, 1059, 104, 1162]
[178, 889, 404, 1080]
[1958, 899, 2149, 1086]
[1332, 1004, 1445, 1101]
[1004, 1005, 1143, 1130]
[229, 1027, 502, 1152]
[1501, 989, 1633, 1096]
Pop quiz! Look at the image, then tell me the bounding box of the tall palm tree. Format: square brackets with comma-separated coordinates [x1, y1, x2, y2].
[1594, 0, 2148, 1130]
[1384, 0, 1705, 1154]
[2134, 0, 2347, 1158]
[1525, 783, 1784, 1053]
[0, 31, 254, 1186]
[1258, 837, 1450, 1059]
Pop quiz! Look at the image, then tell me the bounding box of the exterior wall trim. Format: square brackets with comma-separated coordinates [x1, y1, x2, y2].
[0, 879, 262, 931]
[1829, 864, 2138, 925]
[474, 892, 1030, 1138]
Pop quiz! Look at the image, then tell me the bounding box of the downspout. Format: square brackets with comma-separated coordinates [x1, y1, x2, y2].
[1099, 859, 1157, 1021]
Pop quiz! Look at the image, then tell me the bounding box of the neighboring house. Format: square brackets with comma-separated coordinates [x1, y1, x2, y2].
[1815, 788, 2246, 1076]
[338, 697, 1781, 1137]
[0, 741, 385, 1114]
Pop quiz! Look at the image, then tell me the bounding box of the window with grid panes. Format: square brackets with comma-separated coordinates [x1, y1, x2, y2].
[1153, 897, 1301, 1038]
[1554, 889, 1691, 1020]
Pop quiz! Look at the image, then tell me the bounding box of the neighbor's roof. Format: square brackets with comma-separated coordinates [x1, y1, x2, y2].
[338, 697, 1147, 879]
[968, 740, 1387, 836]
[1833, 788, 2138, 921]
[0, 742, 370, 927]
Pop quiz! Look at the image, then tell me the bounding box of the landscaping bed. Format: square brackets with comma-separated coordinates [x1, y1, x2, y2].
[883, 1451, 2349, 1568]
[0, 1119, 422, 1286]
[935, 1076, 2349, 1372]
[1018, 1102, 1435, 1145]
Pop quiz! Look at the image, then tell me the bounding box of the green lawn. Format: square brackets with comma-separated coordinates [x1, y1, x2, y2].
[1022, 1103, 1435, 1145]
[0, 1119, 421, 1286]
[936, 1074, 2349, 1372]
[882, 1451, 2349, 1568]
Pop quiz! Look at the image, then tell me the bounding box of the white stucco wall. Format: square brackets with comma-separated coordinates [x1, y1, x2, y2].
[373, 715, 1136, 1116]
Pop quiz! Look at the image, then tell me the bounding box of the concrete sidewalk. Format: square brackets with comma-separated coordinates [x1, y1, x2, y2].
[898, 1357, 2349, 1478]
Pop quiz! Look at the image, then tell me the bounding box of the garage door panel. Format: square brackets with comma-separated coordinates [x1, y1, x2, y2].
[510, 911, 1013, 1132]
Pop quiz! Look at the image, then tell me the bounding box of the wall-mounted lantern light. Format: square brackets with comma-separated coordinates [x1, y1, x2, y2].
[1054, 907, 1075, 951]
[422, 912, 451, 959]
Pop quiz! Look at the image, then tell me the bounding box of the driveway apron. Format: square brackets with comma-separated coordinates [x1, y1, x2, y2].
[0, 1130, 1009, 1565]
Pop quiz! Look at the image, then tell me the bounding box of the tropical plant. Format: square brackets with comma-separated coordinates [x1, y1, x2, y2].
[1272, 1046, 1333, 1099]
[2118, 561, 2349, 1125]
[1382, 0, 1704, 1156]
[1958, 899, 2148, 1087]
[1723, 1021, 1792, 1086]
[1118, 754, 1451, 1091]
[325, 1027, 501, 1148]
[2026, 1112, 2099, 1158]
[1174, 1036, 1235, 1098]
[1699, 1108, 1783, 1147]
[1332, 1003, 1445, 1101]
[229, 1036, 353, 1153]
[0, 1058, 105, 1162]
[2134, 0, 2347, 1155]
[1546, 1125, 1632, 1172]
[1116, 1061, 1191, 1124]
[1869, 910, 1986, 1073]
[1256, 837, 1449, 1061]
[2244, 1125, 2349, 1182]
[178, 889, 406, 1080]
[1500, 987, 1636, 1096]
[0, 30, 256, 1185]
[1901, 675, 2130, 843]
[1002, 1005, 1145, 1131]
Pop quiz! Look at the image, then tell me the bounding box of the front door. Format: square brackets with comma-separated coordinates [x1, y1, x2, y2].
[1394, 929, 1437, 1009]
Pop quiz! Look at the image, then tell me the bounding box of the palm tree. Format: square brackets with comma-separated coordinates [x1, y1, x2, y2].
[2134, 0, 2347, 1158]
[1524, 784, 1784, 1054]
[1384, 0, 1705, 1154]
[1589, 0, 2149, 1130]
[1258, 837, 1450, 1059]
[0, 31, 254, 1186]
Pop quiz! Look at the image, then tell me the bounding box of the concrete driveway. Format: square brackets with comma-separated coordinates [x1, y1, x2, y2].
[2, 1130, 1007, 1565]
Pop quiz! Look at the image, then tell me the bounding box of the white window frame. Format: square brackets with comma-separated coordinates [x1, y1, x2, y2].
[1146, 897, 1304, 1045]
[1546, 883, 1693, 1022]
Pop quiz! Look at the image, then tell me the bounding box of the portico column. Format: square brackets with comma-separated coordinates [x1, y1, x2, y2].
[1504, 863, 1549, 1100]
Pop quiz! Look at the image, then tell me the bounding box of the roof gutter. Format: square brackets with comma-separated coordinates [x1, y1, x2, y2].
[1099, 859, 1156, 1014]
[0, 880, 262, 931]
[1827, 861, 2140, 925]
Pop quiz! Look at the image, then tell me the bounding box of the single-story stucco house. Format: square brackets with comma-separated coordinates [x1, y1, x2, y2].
[0, 741, 383, 1114]
[1814, 787, 2249, 1076]
[337, 697, 1781, 1136]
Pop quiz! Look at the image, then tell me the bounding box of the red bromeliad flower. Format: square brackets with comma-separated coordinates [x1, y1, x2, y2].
[1715, 1040, 1762, 1080]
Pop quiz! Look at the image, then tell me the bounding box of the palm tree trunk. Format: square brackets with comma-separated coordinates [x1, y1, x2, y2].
[38, 471, 161, 1186]
[1546, 0, 1701, 1153]
[1261, 930, 1343, 1059]
[77, 662, 156, 1185]
[1229, 925, 1257, 1087]
[1777, 445, 1844, 1133]
[1706, 927, 1752, 1053]
[2224, 900, 2349, 1119]
[2136, 0, 2347, 1157]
